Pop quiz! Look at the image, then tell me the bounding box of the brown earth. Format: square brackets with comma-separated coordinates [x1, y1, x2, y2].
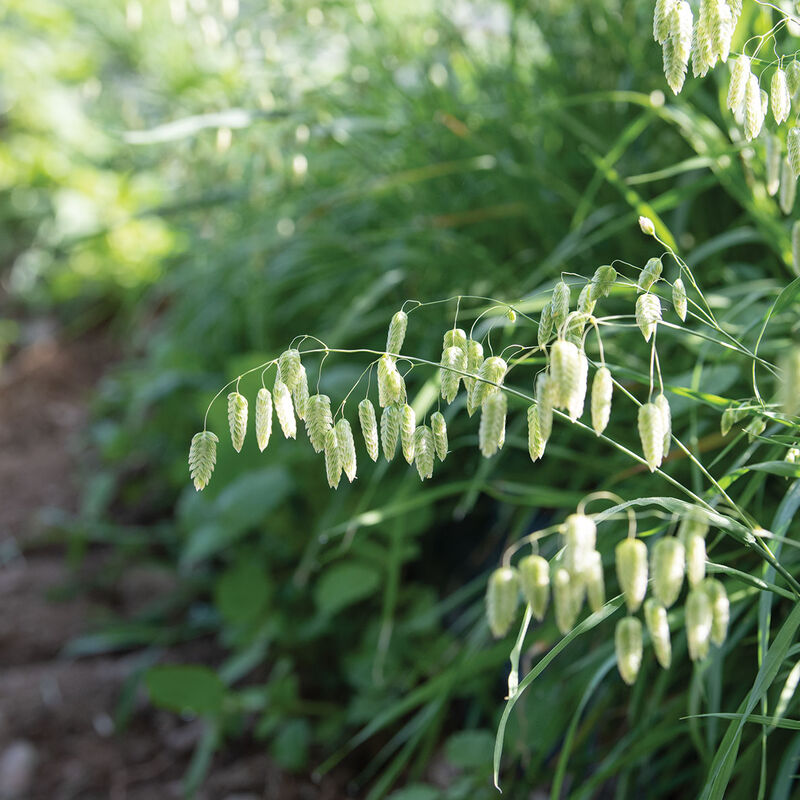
[0, 325, 349, 800]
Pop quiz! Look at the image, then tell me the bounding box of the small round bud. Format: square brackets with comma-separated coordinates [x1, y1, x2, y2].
[638, 216, 656, 236]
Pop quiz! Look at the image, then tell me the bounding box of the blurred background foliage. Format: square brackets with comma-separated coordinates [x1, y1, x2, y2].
[3, 0, 800, 797]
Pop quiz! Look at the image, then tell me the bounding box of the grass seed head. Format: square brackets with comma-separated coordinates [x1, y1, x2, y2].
[255, 387, 273, 452]
[358, 398, 380, 462]
[615, 616, 643, 685]
[227, 391, 248, 452]
[189, 430, 218, 491]
[518, 554, 550, 621]
[486, 567, 519, 638]
[644, 598, 672, 669]
[615, 537, 648, 612]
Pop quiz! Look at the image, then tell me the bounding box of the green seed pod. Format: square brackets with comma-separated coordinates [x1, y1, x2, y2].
[273, 377, 296, 439]
[727, 54, 750, 111]
[564, 312, 588, 347]
[430, 411, 448, 461]
[615, 616, 643, 685]
[562, 514, 597, 580]
[465, 338, 484, 409]
[639, 215, 656, 236]
[644, 598, 672, 669]
[486, 567, 519, 638]
[616, 537, 648, 613]
[793, 221, 800, 278]
[413, 425, 435, 480]
[653, 0, 674, 43]
[701, 577, 730, 646]
[551, 281, 571, 332]
[766, 133, 781, 197]
[553, 567, 579, 634]
[780, 157, 797, 215]
[470, 356, 507, 411]
[591, 366, 613, 435]
[292, 365, 309, 421]
[589, 265, 617, 300]
[324, 426, 342, 489]
[683, 531, 707, 588]
[678, 507, 710, 540]
[386, 310, 408, 357]
[785, 446, 800, 464]
[710, 0, 732, 62]
[746, 415, 767, 441]
[780, 346, 800, 417]
[691, 6, 714, 78]
[550, 339, 580, 410]
[537, 302, 554, 349]
[577, 283, 596, 315]
[635, 293, 662, 342]
[305, 394, 333, 453]
[686, 586, 713, 661]
[377, 354, 406, 408]
[526, 404, 546, 461]
[789, 127, 800, 178]
[638, 257, 663, 293]
[479, 392, 507, 458]
[278, 348, 303, 391]
[358, 398, 379, 462]
[655, 393, 672, 460]
[672, 278, 687, 321]
[536, 373, 555, 441]
[585, 550, 605, 613]
[188, 430, 218, 491]
[506, 307, 516, 323]
[568, 348, 588, 422]
[227, 391, 248, 452]
[440, 345, 467, 404]
[788, 59, 800, 96]
[443, 327, 468, 355]
[255, 387, 273, 452]
[744, 73, 763, 141]
[720, 405, 739, 436]
[771, 68, 791, 124]
[638, 402, 665, 471]
[380, 403, 401, 461]
[518, 554, 550, 621]
[400, 404, 416, 464]
[335, 418, 357, 483]
[651, 537, 685, 608]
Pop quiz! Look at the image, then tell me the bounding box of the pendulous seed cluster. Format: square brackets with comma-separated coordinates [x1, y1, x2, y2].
[485, 504, 729, 685]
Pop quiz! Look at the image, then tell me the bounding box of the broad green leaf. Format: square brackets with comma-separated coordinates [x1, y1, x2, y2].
[146, 665, 226, 716]
[314, 561, 381, 615]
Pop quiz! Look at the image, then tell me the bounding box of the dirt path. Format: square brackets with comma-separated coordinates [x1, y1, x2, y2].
[0, 326, 348, 800]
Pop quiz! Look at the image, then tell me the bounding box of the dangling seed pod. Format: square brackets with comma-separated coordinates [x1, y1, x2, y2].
[305, 394, 333, 453]
[380, 403, 401, 461]
[655, 393, 672, 460]
[653, 0, 675, 42]
[293, 366, 309, 420]
[720, 406, 737, 436]
[615, 616, 643, 685]
[386, 310, 408, 357]
[636, 293, 662, 342]
[335, 419, 357, 482]
[536, 372, 556, 441]
[781, 157, 797, 215]
[430, 411, 448, 461]
[413, 425, 435, 480]
[537, 303, 554, 349]
[780, 346, 800, 417]
[591, 366, 613, 435]
[567, 349, 589, 421]
[792, 221, 800, 278]
[562, 514, 597, 580]
[440, 345, 467, 404]
[727, 54, 750, 111]
[577, 283, 596, 315]
[550, 339, 581, 409]
[486, 567, 519, 638]
[788, 59, 800, 96]
[616, 537, 648, 612]
[683, 532, 706, 588]
[273, 378, 296, 439]
[400, 404, 416, 464]
[324, 427, 342, 489]
[527, 404, 546, 461]
[551, 281, 571, 332]
[465, 339, 484, 414]
[189, 430, 218, 491]
[644, 598, 672, 669]
[766, 134, 781, 197]
[678, 507, 710, 539]
[553, 567, 579, 634]
[771, 68, 791, 124]
[744, 73, 764, 141]
[278, 349, 303, 391]
[686, 587, 713, 661]
[746, 415, 767, 441]
[638, 257, 663, 292]
[589, 265, 617, 300]
[518, 555, 550, 621]
[255, 388, 273, 452]
[651, 537, 685, 608]
[227, 391, 248, 452]
[691, 6, 714, 78]
[672, 278, 687, 321]
[701, 578, 730, 646]
[710, 0, 732, 62]
[443, 328, 468, 357]
[377, 355, 406, 408]
[789, 128, 800, 178]
[585, 550, 606, 613]
[761, 89, 769, 123]
[470, 356, 507, 410]
[479, 392, 507, 458]
[638, 402, 665, 471]
[639, 215, 656, 236]
[358, 398, 379, 462]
